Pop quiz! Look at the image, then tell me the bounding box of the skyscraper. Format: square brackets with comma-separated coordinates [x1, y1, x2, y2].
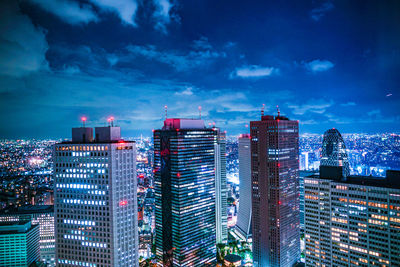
[215, 129, 228, 244]
[250, 114, 300, 267]
[154, 118, 217, 266]
[0, 221, 40, 267]
[321, 128, 350, 177]
[304, 167, 400, 266]
[0, 205, 55, 266]
[235, 134, 252, 241]
[54, 125, 138, 267]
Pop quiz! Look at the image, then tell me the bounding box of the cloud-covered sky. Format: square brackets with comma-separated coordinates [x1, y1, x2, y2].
[0, 0, 399, 138]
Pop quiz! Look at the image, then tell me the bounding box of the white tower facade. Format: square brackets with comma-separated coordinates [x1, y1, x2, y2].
[54, 126, 138, 267]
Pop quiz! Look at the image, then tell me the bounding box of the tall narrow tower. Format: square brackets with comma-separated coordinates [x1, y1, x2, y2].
[250, 114, 300, 267]
[235, 134, 252, 241]
[154, 118, 217, 266]
[54, 125, 139, 267]
[215, 129, 228, 244]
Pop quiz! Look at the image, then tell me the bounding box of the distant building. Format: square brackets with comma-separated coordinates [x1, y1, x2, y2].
[250, 114, 300, 267]
[304, 166, 400, 266]
[0, 205, 55, 266]
[54, 125, 139, 267]
[154, 118, 217, 266]
[300, 152, 309, 170]
[0, 221, 40, 266]
[235, 134, 252, 241]
[299, 171, 316, 233]
[321, 128, 350, 177]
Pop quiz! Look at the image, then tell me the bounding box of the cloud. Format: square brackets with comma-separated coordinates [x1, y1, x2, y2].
[192, 36, 213, 50]
[305, 59, 334, 72]
[89, 0, 138, 26]
[153, 0, 173, 33]
[175, 87, 194, 96]
[367, 109, 381, 116]
[0, 1, 49, 77]
[106, 54, 119, 66]
[288, 99, 334, 115]
[310, 1, 334, 21]
[62, 65, 81, 75]
[340, 102, 356, 107]
[28, 0, 99, 25]
[126, 43, 226, 71]
[231, 65, 279, 79]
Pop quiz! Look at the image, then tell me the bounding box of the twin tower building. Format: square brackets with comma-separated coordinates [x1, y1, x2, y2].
[54, 115, 301, 267]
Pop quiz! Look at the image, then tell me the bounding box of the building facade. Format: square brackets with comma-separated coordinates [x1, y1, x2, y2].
[54, 126, 138, 267]
[0, 205, 55, 266]
[235, 134, 252, 241]
[215, 130, 228, 244]
[321, 128, 350, 177]
[154, 118, 217, 266]
[304, 167, 400, 266]
[0, 221, 40, 266]
[250, 114, 300, 267]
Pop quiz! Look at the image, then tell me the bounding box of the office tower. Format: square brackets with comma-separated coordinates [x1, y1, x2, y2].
[250, 114, 300, 267]
[321, 128, 350, 177]
[304, 166, 400, 266]
[54, 125, 138, 267]
[300, 152, 309, 170]
[235, 134, 252, 241]
[215, 129, 228, 244]
[0, 205, 55, 266]
[0, 221, 40, 266]
[154, 118, 217, 266]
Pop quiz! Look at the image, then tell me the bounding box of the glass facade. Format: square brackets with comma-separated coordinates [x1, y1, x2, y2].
[321, 128, 350, 177]
[154, 122, 217, 266]
[250, 115, 300, 267]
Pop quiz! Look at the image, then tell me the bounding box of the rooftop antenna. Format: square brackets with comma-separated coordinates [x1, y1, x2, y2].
[81, 116, 87, 128]
[261, 104, 265, 116]
[164, 105, 168, 120]
[198, 106, 202, 119]
[108, 116, 114, 127]
[277, 105, 280, 117]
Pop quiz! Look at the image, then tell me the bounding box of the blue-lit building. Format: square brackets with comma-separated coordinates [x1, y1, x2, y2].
[0, 221, 40, 266]
[54, 125, 139, 267]
[321, 128, 350, 177]
[154, 118, 217, 266]
[0, 205, 55, 266]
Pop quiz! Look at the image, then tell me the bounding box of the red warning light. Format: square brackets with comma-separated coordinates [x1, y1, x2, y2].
[81, 117, 87, 122]
[119, 200, 128, 206]
[277, 163, 281, 167]
[278, 201, 282, 205]
[177, 172, 181, 178]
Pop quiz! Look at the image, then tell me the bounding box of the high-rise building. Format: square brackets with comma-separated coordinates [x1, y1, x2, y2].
[215, 129, 228, 244]
[304, 166, 400, 266]
[54, 125, 138, 267]
[154, 118, 217, 266]
[0, 221, 40, 266]
[0, 205, 55, 266]
[250, 114, 300, 267]
[300, 152, 309, 170]
[235, 134, 252, 241]
[321, 128, 350, 177]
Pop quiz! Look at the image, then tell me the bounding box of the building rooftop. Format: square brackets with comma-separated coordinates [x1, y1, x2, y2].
[0, 221, 36, 234]
[162, 118, 206, 130]
[308, 166, 400, 189]
[0, 205, 54, 215]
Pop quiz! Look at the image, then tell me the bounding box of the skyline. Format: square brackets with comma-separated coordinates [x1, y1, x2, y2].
[1, 0, 400, 138]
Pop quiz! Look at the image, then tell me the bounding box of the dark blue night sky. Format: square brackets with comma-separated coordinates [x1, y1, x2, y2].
[0, 0, 399, 138]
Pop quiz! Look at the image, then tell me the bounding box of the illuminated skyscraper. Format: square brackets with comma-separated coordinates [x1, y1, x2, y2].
[321, 128, 350, 177]
[154, 118, 217, 266]
[235, 134, 252, 241]
[215, 129, 228, 244]
[54, 125, 138, 267]
[250, 114, 300, 267]
[304, 167, 400, 266]
[0, 205, 55, 266]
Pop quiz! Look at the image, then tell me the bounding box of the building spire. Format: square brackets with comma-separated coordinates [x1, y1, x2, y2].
[164, 105, 168, 120]
[198, 106, 202, 119]
[261, 104, 265, 116]
[277, 105, 280, 117]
